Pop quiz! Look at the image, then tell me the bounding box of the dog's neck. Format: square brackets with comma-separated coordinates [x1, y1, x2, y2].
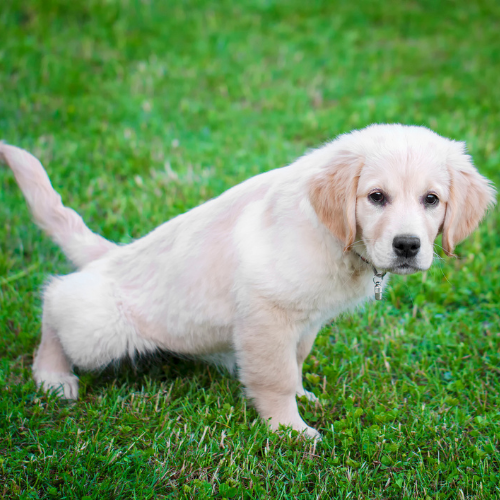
[352, 250, 386, 301]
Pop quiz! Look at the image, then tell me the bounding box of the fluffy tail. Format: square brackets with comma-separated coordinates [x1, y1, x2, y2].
[0, 143, 117, 268]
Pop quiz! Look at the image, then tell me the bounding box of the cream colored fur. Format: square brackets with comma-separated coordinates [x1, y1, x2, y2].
[1, 124, 495, 439]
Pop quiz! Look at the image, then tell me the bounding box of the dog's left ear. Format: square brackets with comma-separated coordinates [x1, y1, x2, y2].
[442, 143, 496, 256]
[309, 150, 362, 251]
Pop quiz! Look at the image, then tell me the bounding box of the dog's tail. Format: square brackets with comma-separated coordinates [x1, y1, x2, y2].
[0, 143, 117, 268]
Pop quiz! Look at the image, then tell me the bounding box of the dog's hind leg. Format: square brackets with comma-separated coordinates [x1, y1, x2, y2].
[34, 271, 158, 399]
[33, 317, 79, 399]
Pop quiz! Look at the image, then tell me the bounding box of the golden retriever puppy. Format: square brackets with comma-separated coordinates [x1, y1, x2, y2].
[1, 124, 495, 438]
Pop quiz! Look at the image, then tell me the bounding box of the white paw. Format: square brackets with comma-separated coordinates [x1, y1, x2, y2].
[297, 388, 319, 403]
[273, 419, 322, 441]
[302, 425, 322, 441]
[280, 424, 322, 441]
[34, 370, 79, 400]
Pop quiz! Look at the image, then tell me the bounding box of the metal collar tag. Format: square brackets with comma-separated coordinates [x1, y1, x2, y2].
[353, 251, 387, 300]
[373, 272, 386, 301]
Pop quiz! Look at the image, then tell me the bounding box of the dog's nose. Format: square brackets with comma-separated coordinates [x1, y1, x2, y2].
[392, 235, 421, 258]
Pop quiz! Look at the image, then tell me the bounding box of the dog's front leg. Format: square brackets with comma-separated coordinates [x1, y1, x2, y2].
[235, 310, 320, 439]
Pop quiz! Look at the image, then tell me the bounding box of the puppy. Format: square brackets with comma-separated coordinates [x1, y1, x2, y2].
[1, 124, 495, 438]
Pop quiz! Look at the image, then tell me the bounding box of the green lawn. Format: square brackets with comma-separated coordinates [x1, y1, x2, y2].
[1, 0, 499, 498]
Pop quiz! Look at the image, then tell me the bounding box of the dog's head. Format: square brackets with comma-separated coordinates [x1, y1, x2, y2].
[310, 124, 496, 275]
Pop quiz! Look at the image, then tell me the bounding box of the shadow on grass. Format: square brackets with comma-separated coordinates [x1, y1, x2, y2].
[76, 350, 236, 398]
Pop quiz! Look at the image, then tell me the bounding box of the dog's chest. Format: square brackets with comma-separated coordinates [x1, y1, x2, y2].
[312, 262, 375, 319]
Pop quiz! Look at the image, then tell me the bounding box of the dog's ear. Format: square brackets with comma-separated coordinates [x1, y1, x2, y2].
[441, 143, 496, 256]
[309, 151, 362, 251]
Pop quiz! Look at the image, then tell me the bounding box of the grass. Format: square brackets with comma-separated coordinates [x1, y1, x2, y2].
[1, 0, 499, 498]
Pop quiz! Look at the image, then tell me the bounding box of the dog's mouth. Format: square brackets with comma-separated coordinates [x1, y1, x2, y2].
[390, 261, 421, 275]
[357, 250, 426, 276]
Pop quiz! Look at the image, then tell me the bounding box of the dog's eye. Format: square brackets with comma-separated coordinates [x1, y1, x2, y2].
[424, 193, 439, 206]
[368, 192, 385, 204]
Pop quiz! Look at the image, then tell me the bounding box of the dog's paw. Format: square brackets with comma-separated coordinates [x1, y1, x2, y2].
[34, 370, 79, 400]
[297, 388, 319, 403]
[303, 389, 319, 403]
[276, 421, 322, 441]
[302, 425, 322, 441]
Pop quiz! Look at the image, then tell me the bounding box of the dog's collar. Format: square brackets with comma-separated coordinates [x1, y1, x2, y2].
[353, 251, 386, 301]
